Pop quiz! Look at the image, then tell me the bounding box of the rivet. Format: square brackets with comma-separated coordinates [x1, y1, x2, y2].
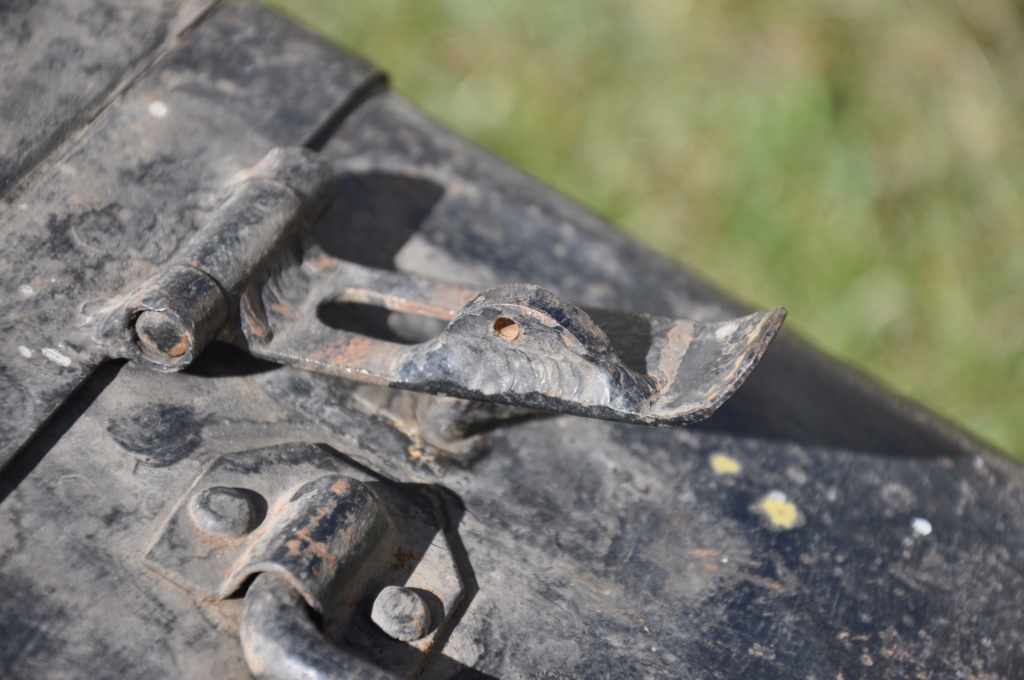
[189, 486, 259, 538]
[370, 585, 432, 641]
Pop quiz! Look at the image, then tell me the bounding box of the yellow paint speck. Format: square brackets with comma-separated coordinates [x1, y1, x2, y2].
[756, 491, 803, 530]
[709, 453, 742, 475]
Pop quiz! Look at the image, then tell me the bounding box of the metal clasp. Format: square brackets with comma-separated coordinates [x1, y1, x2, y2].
[95, 147, 785, 426]
[145, 443, 464, 678]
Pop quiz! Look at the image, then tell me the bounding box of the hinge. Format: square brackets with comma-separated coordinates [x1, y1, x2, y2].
[93, 147, 785, 427]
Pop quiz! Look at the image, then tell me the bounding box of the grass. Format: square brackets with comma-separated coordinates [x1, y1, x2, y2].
[265, 0, 1024, 458]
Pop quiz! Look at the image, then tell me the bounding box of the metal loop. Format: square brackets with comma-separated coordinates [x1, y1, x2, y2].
[241, 571, 397, 680]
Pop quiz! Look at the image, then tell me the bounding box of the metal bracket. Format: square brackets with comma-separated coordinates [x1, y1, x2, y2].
[144, 443, 463, 677]
[95, 146, 785, 426]
[242, 254, 785, 426]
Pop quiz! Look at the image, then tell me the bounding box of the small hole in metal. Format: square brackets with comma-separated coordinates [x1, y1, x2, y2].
[493, 317, 520, 341]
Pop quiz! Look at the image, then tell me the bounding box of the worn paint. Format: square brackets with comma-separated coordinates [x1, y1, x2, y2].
[17, 346, 32, 358]
[709, 453, 742, 475]
[41, 347, 72, 367]
[148, 100, 168, 118]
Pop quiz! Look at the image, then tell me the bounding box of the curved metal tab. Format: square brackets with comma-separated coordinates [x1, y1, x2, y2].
[242, 254, 786, 426]
[98, 146, 785, 426]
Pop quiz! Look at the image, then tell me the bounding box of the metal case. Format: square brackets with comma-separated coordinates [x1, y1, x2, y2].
[2, 2, 1022, 678]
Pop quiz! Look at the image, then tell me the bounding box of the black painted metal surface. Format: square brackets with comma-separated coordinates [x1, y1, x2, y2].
[0, 0, 382, 469]
[0, 0, 216, 200]
[2, 2, 1024, 679]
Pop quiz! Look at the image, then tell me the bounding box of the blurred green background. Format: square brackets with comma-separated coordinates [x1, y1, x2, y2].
[266, 0, 1023, 457]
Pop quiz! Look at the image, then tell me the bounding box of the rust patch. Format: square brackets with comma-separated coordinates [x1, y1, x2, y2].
[269, 301, 298, 319]
[393, 546, 418, 570]
[290, 505, 340, 571]
[169, 335, 189, 357]
[493, 316, 521, 342]
[196, 534, 239, 550]
[240, 289, 270, 340]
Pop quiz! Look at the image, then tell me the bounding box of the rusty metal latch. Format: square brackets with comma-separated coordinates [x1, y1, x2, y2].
[145, 443, 464, 678]
[94, 147, 785, 426]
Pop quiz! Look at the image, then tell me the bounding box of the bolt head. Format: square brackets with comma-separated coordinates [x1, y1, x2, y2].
[135, 310, 190, 360]
[189, 486, 259, 538]
[370, 585, 432, 641]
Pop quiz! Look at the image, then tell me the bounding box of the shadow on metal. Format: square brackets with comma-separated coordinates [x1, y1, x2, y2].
[0, 360, 124, 505]
[313, 173, 446, 272]
[694, 333, 974, 460]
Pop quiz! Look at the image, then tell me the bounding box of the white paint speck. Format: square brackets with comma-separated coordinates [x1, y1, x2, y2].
[41, 347, 72, 367]
[721, 556, 729, 563]
[974, 456, 985, 471]
[18, 346, 32, 358]
[911, 517, 933, 536]
[148, 100, 168, 118]
[18, 284, 34, 296]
